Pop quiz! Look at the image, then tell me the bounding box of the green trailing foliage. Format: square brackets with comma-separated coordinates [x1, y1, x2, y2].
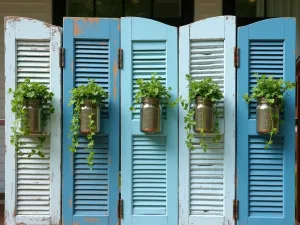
[69, 79, 108, 168]
[8, 78, 55, 157]
[180, 74, 223, 152]
[243, 74, 295, 149]
[130, 73, 179, 111]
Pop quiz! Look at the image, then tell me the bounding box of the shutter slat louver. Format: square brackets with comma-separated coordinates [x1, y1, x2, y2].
[63, 18, 120, 225]
[237, 18, 296, 225]
[5, 17, 62, 225]
[179, 16, 236, 225]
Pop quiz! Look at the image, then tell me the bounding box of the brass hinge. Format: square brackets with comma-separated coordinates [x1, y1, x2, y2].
[60, 47, 65, 68]
[234, 47, 240, 68]
[233, 199, 239, 220]
[118, 48, 123, 69]
[118, 198, 123, 220]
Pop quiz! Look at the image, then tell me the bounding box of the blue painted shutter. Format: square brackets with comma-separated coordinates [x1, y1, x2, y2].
[237, 18, 296, 225]
[121, 17, 178, 225]
[62, 18, 120, 225]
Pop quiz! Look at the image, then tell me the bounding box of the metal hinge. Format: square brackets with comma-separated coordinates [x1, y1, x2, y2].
[118, 198, 123, 220]
[60, 47, 65, 68]
[234, 47, 240, 68]
[233, 199, 239, 220]
[118, 48, 123, 69]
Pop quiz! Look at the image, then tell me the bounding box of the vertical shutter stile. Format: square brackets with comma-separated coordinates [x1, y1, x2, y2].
[179, 16, 236, 225]
[5, 17, 62, 225]
[62, 18, 120, 225]
[121, 17, 178, 225]
[237, 18, 296, 225]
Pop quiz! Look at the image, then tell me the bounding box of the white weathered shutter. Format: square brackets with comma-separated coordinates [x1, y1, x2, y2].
[5, 17, 62, 225]
[179, 16, 236, 225]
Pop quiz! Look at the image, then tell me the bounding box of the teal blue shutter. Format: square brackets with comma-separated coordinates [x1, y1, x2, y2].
[121, 17, 178, 225]
[237, 18, 296, 225]
[62, 18, 120, 225]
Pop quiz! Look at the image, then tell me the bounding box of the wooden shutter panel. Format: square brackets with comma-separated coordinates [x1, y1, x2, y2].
[5, 17, 62, 225]
[121, 17, 178, 225]
[237, 18, 296, 225]
[62, 18, 120, 225]
[179, 16, 236, 225]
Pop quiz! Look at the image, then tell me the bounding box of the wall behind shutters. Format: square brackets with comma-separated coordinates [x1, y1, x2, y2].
[179, 16, 236, 225]
[237, 18, 296, 225]
[62, 17, 120, 225]
[121, 17, 178, 225]
[5, 17, 61, 225]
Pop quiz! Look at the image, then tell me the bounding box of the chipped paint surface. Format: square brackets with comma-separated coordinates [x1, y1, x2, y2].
[74, 17, 100, 36]
[84, 217, 99, 222]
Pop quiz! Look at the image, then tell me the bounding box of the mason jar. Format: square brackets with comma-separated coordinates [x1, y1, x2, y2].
[140, 97, 162, 133]
[256, 97, 279, 134]
[24, 99, 42, 133]
[193, 97, 214, 133]
[80, 100, 100, 134]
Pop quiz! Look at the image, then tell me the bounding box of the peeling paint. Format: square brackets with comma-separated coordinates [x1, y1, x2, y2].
[113, 60, 118, 101]
[74, 17, 100, 36]
[69, 198, 72, 208]
[84, 217, 99, 222]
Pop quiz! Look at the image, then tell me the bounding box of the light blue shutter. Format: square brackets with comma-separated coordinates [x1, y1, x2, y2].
[121, 17, 178, 225]
[62, 18, 120, 225]
[179, 16, 236, 225]
[237, 18, 296, 225]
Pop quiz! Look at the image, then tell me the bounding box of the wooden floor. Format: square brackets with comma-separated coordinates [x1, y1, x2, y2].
[0, 204, 3, 225]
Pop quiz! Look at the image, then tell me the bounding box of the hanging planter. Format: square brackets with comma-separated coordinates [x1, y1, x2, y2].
[140, 97, 162, 133]
[180, 74, 223, 152]
[193, 97, 214, 133]
[256, 97, 279, 134]
[130, 73, 179, 133]
[244, 74, 295, 149]
[69, 79, 108, 168]
[8, 78, 55, 157]
[80, 100, 100, 134]
[24, 99, 42, 133]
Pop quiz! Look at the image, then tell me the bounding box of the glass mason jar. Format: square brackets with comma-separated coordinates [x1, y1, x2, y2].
[24, 99, 42, 133]
[140, 97, 162, 133]
[256, 97, 279, 134]
[193, 97, 214, 133]
[80, 99, 100, 134]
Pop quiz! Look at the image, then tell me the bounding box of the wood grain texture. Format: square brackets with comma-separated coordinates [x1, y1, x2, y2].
[237, 18, 296, 225]
[5, 17, 61, 225]
[179, 16, 236, 225]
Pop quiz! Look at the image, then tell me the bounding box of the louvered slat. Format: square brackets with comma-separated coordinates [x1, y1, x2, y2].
[189, 40, 225, 216]
[74, 136, 108, 215]
[249, 41, 284, 118]
[17, 138, 50, 215]
[75, 40, 109, 119]
[132, 136, 167, 215]
[16, 40, 51, 216]
[132, 41, 167, 119]
[248, 137, 283, 216]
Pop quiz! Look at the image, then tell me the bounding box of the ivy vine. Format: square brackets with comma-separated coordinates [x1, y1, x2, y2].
[8, 78, 55, 157]
[130, 73, 179, 111]
[69, 79, 108, 168]
[180, 74, 223, 152]
[244, 74, 295, 149]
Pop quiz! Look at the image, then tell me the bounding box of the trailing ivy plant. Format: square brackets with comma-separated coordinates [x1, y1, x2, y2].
[180, 74, 223, 152]
[8, 78, 55, 157]
[243, 74, 295, 149]
[69, 79, 108, 168]
[130, 73, 179, 111]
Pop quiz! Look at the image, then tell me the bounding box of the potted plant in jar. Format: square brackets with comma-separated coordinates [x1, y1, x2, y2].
[69, 79, 108, 167]
[8, 78, 55, 157]
[130, 73, 179, 133]
[180, 74, 223, 152]
[243, 74, 295, 149]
